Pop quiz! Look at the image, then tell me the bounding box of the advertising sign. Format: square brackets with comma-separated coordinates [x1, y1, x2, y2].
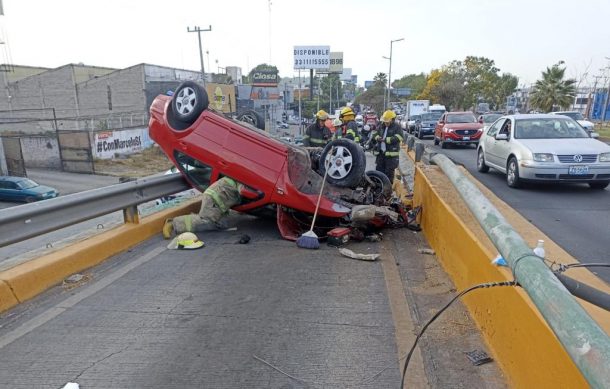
[205, 83, 237, 113]
[318, 52, 343, 74]
[293, 45, 330, 69]
[250, 87, 280, 100]
[252, 70, 278, 86]
[93, 128, 154, 159]
[340, 68, 352, 81]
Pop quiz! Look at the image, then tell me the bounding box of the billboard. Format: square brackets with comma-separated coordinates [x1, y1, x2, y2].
[293, 46, 330, 70]
[252, 70, 278, 86]
[250, 87, 280, 100]
[340, 68, 352, 81]
[205, 83, 237, 113]
[318, 52, 343, 74]
[93, 128, 154, 159]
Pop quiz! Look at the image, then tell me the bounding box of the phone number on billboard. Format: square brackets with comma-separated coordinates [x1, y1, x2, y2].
[294, 58, 329, 66]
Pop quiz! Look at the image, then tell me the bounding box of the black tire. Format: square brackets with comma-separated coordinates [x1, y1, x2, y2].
[434, 137, 439, 146]
[589, 181, 609, 190]
[236, 110, 265, 130]
[171, 81, 208, 125]
[477, 149, 489, 173]
[319, 139, 366, 188]
[506, 157, 521, 188]
[25, 196, 36, 203]
[365, 170, 392, 200]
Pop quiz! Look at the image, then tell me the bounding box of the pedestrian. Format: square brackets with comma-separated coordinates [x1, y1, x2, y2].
[163, 176, 242, 238]
[338, 107, 360, 143]
[372, 110, 404, 182]
[303, 110, 332, 147]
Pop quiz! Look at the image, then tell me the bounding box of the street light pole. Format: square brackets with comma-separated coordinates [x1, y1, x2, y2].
[387, 38, 404, 111]
[382, 56, 390, 111]
[187, 25, 212, 86]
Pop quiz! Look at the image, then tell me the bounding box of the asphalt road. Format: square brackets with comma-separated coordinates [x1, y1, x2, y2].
[418, 137, 610, 283]
[0, 212, 505, 388]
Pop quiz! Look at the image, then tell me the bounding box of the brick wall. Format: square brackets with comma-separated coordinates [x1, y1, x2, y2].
[20, 136, 61, 169]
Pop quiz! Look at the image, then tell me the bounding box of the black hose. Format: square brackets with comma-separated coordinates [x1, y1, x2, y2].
[555, 273, 610, 311]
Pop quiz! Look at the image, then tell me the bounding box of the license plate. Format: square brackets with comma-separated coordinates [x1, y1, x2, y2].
[463, 136, 470, 141]
[568, 165, 589, 175]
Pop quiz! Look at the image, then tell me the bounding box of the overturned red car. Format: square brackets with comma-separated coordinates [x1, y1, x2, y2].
[149, 81, 395, 239]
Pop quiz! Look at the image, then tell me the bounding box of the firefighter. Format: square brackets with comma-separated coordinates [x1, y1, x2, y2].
[332, 118, 344, 139]
[339, 106, 360, 143]
[303, 110, 332, 147]
[163, 176, 242, 238]
[372, 110, 404, 182]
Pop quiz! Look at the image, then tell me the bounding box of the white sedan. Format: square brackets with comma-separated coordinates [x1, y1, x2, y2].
[476, 114, 610, 189]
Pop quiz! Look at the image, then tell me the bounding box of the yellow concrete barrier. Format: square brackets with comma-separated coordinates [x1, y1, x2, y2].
[411, 161, 610, 387]
[0, 199, 200, 313]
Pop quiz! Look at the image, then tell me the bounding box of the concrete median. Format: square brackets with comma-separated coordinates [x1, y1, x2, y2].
[402, 146, 610, 387]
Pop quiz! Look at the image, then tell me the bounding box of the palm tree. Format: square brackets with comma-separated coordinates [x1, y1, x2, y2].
[529, 63, 576, 112]
[373, 72, 388, 87]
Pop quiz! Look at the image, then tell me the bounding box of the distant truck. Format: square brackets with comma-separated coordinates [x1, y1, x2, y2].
[406, 100, 430, 132]
[429, 104, 447, 114]
[406, 100, 429, 119]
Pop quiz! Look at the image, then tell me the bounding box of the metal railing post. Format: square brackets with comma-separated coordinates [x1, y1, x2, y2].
[430, 153, 610, 387]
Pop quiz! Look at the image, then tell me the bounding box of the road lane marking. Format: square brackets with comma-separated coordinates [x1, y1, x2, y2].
[0, 246, 165, 350]
[380, 242, 430, 388]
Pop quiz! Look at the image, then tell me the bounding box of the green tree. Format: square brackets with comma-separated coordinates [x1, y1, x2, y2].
[319, 74, 343, 102]
[529, 63, 576, 112]
[373, 72, 388, 86]
[355, 79, 385, 114]
[245, 64, 279, 84]
[392, 73, 427, 97]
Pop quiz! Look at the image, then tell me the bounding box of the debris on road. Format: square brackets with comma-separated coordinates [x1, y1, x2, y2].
[327, 227, 351, 247]
[418, 248, 436, 255]
[339, 248, 380, 261]
[237, 234, 251, 244]
[463, 350, 493, 366]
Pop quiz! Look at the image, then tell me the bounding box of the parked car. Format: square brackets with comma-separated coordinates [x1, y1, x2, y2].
[478, 113, 503, 132]
[414, 112, 443, 139]
[434, 111, 483, 148]
[0, 176, 59, 202]
[148, 81, 394, 239]
[476, 114, 610, 189]
[549, 111, 595, 132]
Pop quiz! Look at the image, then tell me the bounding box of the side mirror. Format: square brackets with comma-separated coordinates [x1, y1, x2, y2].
[590, 131, 600, 139]
[438, 121, 444, 125]
[495, 133, 508, 141]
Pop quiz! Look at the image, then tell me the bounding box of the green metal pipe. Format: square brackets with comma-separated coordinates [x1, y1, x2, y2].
[430, 153, 610, 387]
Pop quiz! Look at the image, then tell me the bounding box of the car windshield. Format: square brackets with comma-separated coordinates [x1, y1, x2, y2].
[514, 118, 589, 139]
[556, 112, 584, 120]
[420, 112, 442, 121]
[446, 114, 476, 123]
[482, 114, 502, 124]
[17, 179, 38, 189]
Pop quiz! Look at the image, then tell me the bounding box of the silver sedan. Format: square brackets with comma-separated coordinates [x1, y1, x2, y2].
[476, 114, 610, 189]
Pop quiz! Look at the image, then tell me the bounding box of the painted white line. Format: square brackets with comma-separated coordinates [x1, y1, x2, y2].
[0, 246, 165, 349]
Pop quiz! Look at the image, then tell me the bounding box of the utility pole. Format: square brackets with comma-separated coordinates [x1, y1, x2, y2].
[388, 38, 404, 111]
[187, 25, 212, 86]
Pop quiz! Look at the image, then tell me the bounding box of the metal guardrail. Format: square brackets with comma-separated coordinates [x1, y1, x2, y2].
[426, 149, 610, 387]
[0, 173, 191, 248]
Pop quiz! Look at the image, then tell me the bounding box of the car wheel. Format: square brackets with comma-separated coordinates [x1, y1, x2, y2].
[589, 181, 609, 190]
[434, 137, 439, 146]
[365, 170, 392, 201]
[236, 110, 265, 130]
[506, 157, 521, 188]
[319, 139, 366, 188]
[171, 81, 208, 125]
[477, 149, 489, 173]
[25, 196, 36, 203]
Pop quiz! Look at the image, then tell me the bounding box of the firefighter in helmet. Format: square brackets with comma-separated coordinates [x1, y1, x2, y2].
[303, 110, 332, 147]
[338, 106, 360, 143]
[372, 110, 404, 182]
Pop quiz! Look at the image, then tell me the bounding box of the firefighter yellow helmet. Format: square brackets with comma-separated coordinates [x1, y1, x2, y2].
[332, 118, 343, 127]
[339, 107, 355, 118]
[315, 110, 329, 120]
[381, 110, 397, 123]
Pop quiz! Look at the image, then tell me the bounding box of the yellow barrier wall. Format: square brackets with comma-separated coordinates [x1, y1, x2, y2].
[412, 163, 601, 387]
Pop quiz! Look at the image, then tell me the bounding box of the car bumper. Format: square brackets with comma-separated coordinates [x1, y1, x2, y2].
[518, 161, 610, 182]
[443, 136, 480, 144]
[419, 127, 434, 135]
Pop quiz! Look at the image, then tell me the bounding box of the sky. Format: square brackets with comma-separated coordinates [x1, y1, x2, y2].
[1, 0, 609, 88]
